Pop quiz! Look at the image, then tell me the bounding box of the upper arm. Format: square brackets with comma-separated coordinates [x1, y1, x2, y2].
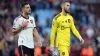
[32, 17, 36, 28]
[33, 27, 37, 32]
[13, 20, 17, 29]
[32, 17, 37, 34]
[71, 16, 75, 28]
[33, 27, 39, 37]
[52, 15, 60, 27]
[52, 19, 58, 27]
[70, 16, 77, 32]
[70, 16, 81, 38]
[13, 18, 23, 29]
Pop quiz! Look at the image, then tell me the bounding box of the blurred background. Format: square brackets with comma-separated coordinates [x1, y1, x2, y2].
[0, 0, 100, 56]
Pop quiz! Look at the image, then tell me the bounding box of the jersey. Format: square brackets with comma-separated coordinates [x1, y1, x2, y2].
[50, 12, 81, 47]
[13, 15, 36, 48]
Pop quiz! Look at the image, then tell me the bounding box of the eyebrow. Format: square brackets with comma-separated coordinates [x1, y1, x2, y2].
[66, 4, 70, 6]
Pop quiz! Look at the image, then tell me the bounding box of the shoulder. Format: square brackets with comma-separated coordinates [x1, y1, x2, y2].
[29, 15, 34, 19]
[68, 14, 73, 17]
[14, 15, 23, 21]
[29, 15, 35, 20]
[29, 16, 36, 23]
[53, 13, 61, 20]
[68, 14, 73, 20]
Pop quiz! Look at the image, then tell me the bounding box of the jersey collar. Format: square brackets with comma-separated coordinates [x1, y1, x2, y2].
[21, 15, 29, 19]
[60, 12, 68, 16]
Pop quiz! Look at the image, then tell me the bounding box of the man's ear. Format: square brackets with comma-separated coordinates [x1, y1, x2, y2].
[22, 7, 24, 12]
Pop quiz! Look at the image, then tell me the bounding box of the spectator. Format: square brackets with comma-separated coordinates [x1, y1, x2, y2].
[86, 24, 94, 38]
[0, 0, 99, 56]
[80, 40, 94, 56]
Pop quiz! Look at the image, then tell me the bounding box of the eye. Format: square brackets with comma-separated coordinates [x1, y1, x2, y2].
[67, 5, 70, 6]
[27, 7, 29, 8]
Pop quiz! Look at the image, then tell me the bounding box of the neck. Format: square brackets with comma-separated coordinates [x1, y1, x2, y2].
[22, 12, 29, 19]
[62, 10, 67, 16]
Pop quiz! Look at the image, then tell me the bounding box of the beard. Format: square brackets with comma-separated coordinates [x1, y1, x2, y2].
[64, 8, 70, 13]
[26, 11, 31, 15]
[25, 10, 31, 15]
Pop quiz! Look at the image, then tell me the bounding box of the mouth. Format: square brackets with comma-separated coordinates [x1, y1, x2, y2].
[68, 9, 70, 11]
[68, 9, 70, 12]
[28, 11, 31, 13]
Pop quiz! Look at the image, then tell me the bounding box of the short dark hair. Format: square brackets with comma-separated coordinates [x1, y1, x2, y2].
[61, 1, 70, 5]
[21, 2, 29, 8]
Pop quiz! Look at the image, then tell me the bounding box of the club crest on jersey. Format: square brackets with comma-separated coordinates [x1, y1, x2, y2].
[68, 19, 70, 23]
[30, 20, 33, 23]
[62, 52, 65, 55]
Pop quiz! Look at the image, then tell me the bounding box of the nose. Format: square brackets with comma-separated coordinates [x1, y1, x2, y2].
[69, 7, 70, 9]
[68, 6, 70, 9]
[29, 8, 31, 11]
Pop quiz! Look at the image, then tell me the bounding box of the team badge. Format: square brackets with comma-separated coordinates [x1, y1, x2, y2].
[62, 52, 65, 55]
[68, 19, 70, 23]
[30, 20, 33, 23]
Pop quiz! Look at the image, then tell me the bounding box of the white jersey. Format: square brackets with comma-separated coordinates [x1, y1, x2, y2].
[13, 15, 36, 48]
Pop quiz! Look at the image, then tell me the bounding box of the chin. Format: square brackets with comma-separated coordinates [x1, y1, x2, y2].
[68, 11, 70, 13]
[27, 12, 30, 14]
[67, 11, 70, 13]
[29, 13, 31, 14]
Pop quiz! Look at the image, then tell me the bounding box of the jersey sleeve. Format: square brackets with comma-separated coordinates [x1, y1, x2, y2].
[13, 18, 23, 29]
[70, 16, 81, 38]
[13, 20, 18, 29]
[50, 16, 59, 45]
[33, 17, 36, 28]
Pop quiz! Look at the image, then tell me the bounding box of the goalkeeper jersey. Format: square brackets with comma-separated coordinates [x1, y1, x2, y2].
[50, 12, 81, 47]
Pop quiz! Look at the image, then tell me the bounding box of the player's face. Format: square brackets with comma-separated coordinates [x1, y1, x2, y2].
[23, 4, 31, 14]
[63, 2, 70, 13]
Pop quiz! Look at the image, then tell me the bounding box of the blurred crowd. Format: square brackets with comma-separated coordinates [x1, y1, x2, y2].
[0, 0, 100, 56]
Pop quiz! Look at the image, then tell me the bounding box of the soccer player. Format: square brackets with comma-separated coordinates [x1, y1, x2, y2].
[50, 1, 84, 56]
[12, 2, 42, 56]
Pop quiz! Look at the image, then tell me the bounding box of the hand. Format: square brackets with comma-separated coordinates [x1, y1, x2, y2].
[37, 41, 42, 47]
[50, 45, 54, 52]
[79, 37, 84, 44]
[21, 20, 29, 27]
